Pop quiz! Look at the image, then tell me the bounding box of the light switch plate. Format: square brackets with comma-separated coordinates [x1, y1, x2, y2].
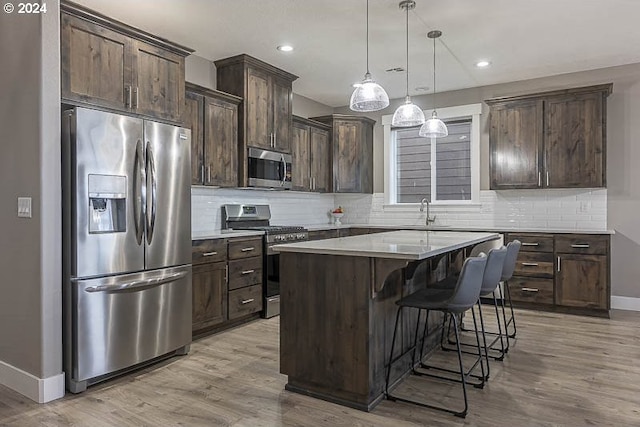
[18, 197, 32, 218]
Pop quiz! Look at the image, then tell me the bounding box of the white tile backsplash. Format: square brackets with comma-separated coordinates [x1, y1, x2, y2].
[334, 189, 608, 231]
[191, 187, 608, 235]
[191, 187, 336, 234]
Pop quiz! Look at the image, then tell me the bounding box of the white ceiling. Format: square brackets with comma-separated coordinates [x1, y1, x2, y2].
[73, 0, 640, 107]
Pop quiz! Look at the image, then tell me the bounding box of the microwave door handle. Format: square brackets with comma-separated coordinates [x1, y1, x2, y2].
[280, 154, 287, 187]
[145, 143, 157, 245]
[134, 139, 145, 245]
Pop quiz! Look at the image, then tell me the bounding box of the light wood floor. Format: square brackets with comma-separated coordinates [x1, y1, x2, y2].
[1, 308, 639, 426]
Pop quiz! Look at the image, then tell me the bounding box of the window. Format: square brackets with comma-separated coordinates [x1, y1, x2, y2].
[383, 103, 481, 206]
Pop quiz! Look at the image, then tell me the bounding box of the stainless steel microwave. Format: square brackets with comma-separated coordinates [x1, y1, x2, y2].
[247, 147, 292, 189]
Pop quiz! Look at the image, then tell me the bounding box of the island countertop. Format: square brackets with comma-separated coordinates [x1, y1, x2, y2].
[273, 230, 500, 260]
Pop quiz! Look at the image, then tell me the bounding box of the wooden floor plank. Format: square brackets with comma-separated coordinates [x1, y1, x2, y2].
[1, 308, 639, 426]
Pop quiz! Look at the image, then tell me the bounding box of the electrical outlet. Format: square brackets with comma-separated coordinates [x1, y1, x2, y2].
[17, 197, 32, 218]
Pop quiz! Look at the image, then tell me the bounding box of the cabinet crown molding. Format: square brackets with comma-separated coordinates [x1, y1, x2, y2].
[485, 83, 613, 105]
[214, 54, 298, 82]
[185, 82, 242, 105]
[310, 114, 377, 126]
[292, 115, 332, 131]
[61, 0, 194, 56]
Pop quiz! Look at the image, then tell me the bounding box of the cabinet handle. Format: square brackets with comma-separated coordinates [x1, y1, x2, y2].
[241, 269, 255, 275]
[521, 262, 539, 267]
[521, 287, 539, 293]
[557, 256, 561, 272]
[225, 265, 228, 282]
[522, 242, 539, 247]
[201, 165, 205, 183]
[571, 244, 590, 248]
[241, 298, 255, 305]
[207, 166, 211, 183]
[125, 86, 132, 108]
[133, 87, 139, 110]
[241, 247, 255, 252]
[546, 170, 550, 186]
[538, 171, 541, 187]
[202, 251, 218, 256]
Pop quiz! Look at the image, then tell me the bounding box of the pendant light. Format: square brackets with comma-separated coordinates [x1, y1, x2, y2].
[391, 0, 425, 127]
[350, 0, 389, 112]
[419, 30, 448, 138]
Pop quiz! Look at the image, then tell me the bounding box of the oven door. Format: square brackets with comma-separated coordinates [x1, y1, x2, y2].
[264, 244, 281, 318]
[248, 147, 292, 190]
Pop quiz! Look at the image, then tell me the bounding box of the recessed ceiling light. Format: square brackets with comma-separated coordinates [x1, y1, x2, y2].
[385, 67, 405, 73]
[415, 86, 430, 92]
[475, 60, 491, 68]
[277, 45, 294, 52]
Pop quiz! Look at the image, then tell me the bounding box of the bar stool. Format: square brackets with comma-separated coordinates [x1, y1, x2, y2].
[440, 247, 508, 377]
[385, 254, 487, 418]
[501, 240, 521, 339]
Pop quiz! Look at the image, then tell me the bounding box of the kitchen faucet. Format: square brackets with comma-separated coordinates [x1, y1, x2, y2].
[420, 197, 436, 226]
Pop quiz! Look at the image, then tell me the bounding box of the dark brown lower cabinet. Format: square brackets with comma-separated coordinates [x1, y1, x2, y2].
[192, 262, 227, 332]
[556, 254, 608, 309]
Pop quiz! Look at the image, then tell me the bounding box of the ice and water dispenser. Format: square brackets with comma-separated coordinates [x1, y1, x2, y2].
[88, 174, 127, 233]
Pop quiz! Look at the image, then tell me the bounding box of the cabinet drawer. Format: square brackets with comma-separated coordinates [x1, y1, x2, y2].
[192, 239, 227, 264]
[514, 252, 554, 278]
[508, 278, 554, 304]
[228, 238, 263, 260]
[308, 229, 339, 241]
[555, 234, 609, 255]
[228, 284, 263, 320]
[228, 257, 263, 291]
[506, 233, 554, 252]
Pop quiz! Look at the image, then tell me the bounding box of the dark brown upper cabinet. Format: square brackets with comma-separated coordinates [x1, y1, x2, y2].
[486, 84, 611, 190]
[215, 55, 298, 186]
[60, 1, 193, 123]
[184, 83, 241, 187]
[312, 115, 375, 194]
[291, 116, 331, 192]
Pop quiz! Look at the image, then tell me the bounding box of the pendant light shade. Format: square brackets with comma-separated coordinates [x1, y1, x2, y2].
[350, 0, 389, 112]
[393, 96, 426, 127]
[350, 73, 389, 112]
[392, 0, 425, 127]
[420, 110, 448, 138]
[419, 30, 448, 138]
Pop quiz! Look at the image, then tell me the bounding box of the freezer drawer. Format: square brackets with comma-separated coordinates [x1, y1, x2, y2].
[69, 265, 192, 385]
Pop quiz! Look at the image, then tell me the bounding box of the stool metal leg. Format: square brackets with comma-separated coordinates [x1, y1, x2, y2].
[504, 281, 517, 338]
[451, 314, 469, 417]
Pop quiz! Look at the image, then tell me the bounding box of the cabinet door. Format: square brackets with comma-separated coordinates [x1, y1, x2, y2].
[291, 122, 311, 191]
[333, 120, 361, 193]
[544, 93, 605, 188]
[204, 96, 238, 187]
[489, 99, 543, 189]
[556, 254, 608, 309]
[184, 92, 204, 185]
[61, 13, 131, 111]
[272, 77, 292, 153]
[192, 262, 227, 333]
[131, 40, 185, 123]
[246, 67, 271, 149]
[310, 127, 331, 192]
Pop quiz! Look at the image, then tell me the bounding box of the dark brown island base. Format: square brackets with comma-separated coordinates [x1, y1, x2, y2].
[275, 230, 500, 411]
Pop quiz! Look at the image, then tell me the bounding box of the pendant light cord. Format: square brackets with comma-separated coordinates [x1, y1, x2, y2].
[405, 3, 409, 97]
[432, 35, 436, 112]
[366, 0, 370, 74]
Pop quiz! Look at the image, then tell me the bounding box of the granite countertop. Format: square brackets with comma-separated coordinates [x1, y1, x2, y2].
[304, 223, 615, 235]
[273, 230, 500, 260]
[192, 230, 265, 240]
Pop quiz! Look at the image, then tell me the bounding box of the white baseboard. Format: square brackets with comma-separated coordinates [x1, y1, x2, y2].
[0, 360, 65, 403]
[611, 296, 640, 311]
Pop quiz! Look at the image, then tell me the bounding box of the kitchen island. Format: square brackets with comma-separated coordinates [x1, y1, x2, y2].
[274, 230, 500, 411]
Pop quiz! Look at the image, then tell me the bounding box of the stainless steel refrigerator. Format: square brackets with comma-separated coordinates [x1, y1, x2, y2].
[62, 107, 192, 393]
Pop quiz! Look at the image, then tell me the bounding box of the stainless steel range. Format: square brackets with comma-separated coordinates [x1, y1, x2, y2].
[222, 204, 308, 318]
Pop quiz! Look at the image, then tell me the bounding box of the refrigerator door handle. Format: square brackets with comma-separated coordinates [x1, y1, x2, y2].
[280, 154, 287, 187]
[133, 139, 145, 245]
[146, 143, 157, 245]
[83, 271, 188, 293]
